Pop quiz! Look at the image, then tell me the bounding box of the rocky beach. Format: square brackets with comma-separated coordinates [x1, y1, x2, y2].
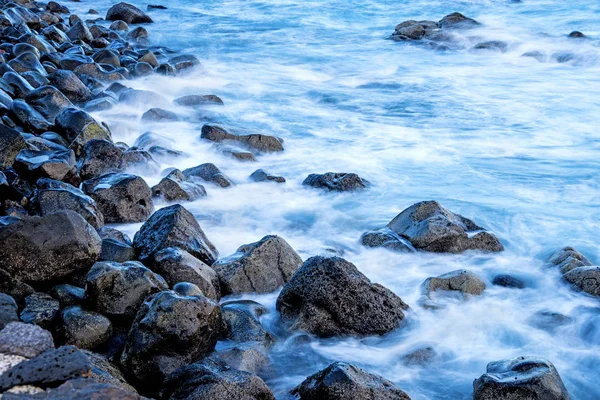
[0, 0, 599, 398]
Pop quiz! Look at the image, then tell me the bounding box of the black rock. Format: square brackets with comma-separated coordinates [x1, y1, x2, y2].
[168, 54, 201, 72]
[97, 227, 136, 263]
[438, 12, 480, 29]
[0, 268, 35, 306]
[221, 300, 274, 344]
[14, 148, 77, 182]
[77, 139, 123, 180]
[47, 1, 70, 13]
[50, 284, 85, 307]
[151, 169, 207, 202]
[183, 163, 233, 188]
[0, 294, 18, 330]
[133, 204, 219, 265]
[0, 321, 54, 358]
[54, 107, 112, 156]
[303, 172, 368, 191]
[276, 256, 409, 337]
[568, 31, 585, 38]
[106, 2, 153, 24]
[147, 5, 168, 10]
[0, 124, 27, 169]
[11, 99, 51, 131]
[20, 292, 60, 329]
[249, 169, 285, 183]
[492, 274, 525, 289]
[58, 305, 112, 350]
[25, 86, 74, 123]
[48, 70, 92, 103]
[360, 227, 415, 252]
[83, 350, 138, 393]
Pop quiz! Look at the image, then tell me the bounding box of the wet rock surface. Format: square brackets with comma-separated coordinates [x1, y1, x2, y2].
[303, 172, 369, 191]
[548, 247, 599, 297]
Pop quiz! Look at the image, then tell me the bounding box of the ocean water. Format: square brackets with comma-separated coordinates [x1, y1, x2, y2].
[75, 0, 599, 398]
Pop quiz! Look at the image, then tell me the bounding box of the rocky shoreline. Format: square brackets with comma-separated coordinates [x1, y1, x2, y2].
[0, 0, 595, 399]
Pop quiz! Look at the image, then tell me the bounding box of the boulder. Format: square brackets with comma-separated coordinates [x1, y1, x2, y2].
[548, 247, 592, 274]
[29, 378, 144, 399]
[82, 173, 154, 223]
[151, 169, 207, 202]
[384, 201, 503, 253]
[106, 2, 153, 24]
[50, 284, 85, 307]
[58, 306, 112, 350]
[492, 274, 525, 289]
[472, 41, 508, 53]
[0, 211, 102, 283]
[528, 310, 573, 333]
[221, 300, 274, 344]
[97, 227, 136, 263]
[67, 21, 93, 43]
[401, 346, 439, 367]
[303, 172, 368, 191]
[141, 107, 178, 122]
[13, 148, 77, 182]
[11, 99, 51, 132]
[0, 294, 18, 330]
[54, 108, 112, 156]
[109, 20, 129, 31]
[420, 269, 485, 308]
[292, 362, 411, 400]
[210, 344, 272, 377]
[47, 70, 92, 103]
[276, 256, 409, 337]
[201, 124, 284, 152]
[25, 86, 73, 122]
[0, 322, 54, 358]
[438, 12, 480, 29]
[119, 290, 223, 393]
[83, 350, 137, 393]
[183, 163, 233, 188]
[360, 227, 415, 253]
[249, 169, 285, 183]
[168, 54, 201, 72]
[151, 247, 220, 300]
[20, 292, 60, 330]
[563, 267, 600, 297]
[77, 139, 123, 180]
[174, 94, 223, 107]
[0, 268, 35, 305]
[133, 204, 219, 265]
[85, 261, 167, 323]
[213, 235, 302, 295]
[0, 124, 27, 169]
[473, 357, 571, 400]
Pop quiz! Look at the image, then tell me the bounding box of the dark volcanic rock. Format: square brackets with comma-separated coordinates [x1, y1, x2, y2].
[183, 163, 233, 188]
[25, 86, 73, 123]
[213, 235, 303, 295]
[48, 70, 92, 103]
[292, 362, 411, 400]
[0, 124, 27, 169]
[201, 124, 284, 152]
[20, 292, 60, 329]
[0, 294, 18, 330]
[249, 169, 285, 183]
[221, 300, 274, 344]
[548, 247, 592, 274]
[0, 322, 54, 358]
[276, 256, 409, 337]
[385, 201, 503, 253]
[303, 172, 368, 191]
[151, 169, 207, 202]
[0, 211, 102, 284]
[58, 305, 112, 349]
[151, 247, 220, 300]
[77, 139, 123, 180]
[438, 12, 480, 29]
[210, 344, 272, 377]
[492, 274, 525, 289]
[0, 345, 91, 391]
[473, 357, 571, 400]
[54, 108, 112, 155]
[85, 261, 167, 323]
[174, 94, 223, 107]
[29, 378, 145, 399]
[106, 2, 153, 24]
[133, 204, 219, 265]
[50, 284, 85, 307]
[420, 269, 486, 308]
[14, 149, 76, 182]
[160, 359, 274, 400]
[360, 227, 415, 253]
[97, 227, 136, 263]
[563, 267, 600, 297]
[82, 173, 154, 223]
[119, 290, 223, 393]
[83, 350, 137, 393]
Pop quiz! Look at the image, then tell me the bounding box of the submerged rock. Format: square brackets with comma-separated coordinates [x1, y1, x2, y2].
[420, 269, 485, 308]
[221, 300, 274, 344]
[492, 274, 525, 289]
[151, 169, 206, 202]
[360, 227, 415, 253]
[249, 169, 285, 183]
[303, 172, 368, 191]
[183, 163, 233, 188]
[201, 124, 284, 153]
[174, 94, 223, 107]
[548, 247, 599, 297]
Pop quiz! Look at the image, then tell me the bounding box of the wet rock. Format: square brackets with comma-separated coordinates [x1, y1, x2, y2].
[420, 269, 485, 308]
[168, 54, 201, 72]
[303, 172, 368, 191]
[11, 100, 51, 131]
[160, 359, 274, 400]
[568, 31, 585, 39]
[20, 292, 60, 329]
[401, 346, 439, 367]
[201, 124, 284, 152]
[548, 247, 592, 274]
[47, 70, 92, 103]
[83, 350, 137, 393]
[119, 88, 165, 105]
[133, 204, 219, 265]
[528, 310, 573, 333]
[277, 256, 409, 337]
[173, 282, 204, 296]
[34, 178, 104, 228]
[472, 41, 508, 53]
[0, 211, 102, 284]
[438, 12, 480, 29]
[0, 322, 54, 358]
[213, 235, 303, 295]
[391, 20, 439, 41]
[119, 290, 223, 393]
[148, 4, 168, 10]
[3, 72, 34, 99]
[0, 345, 91, 391]
[492, 274, 525, 289]
[74, 62, 127, 81]
[109, 20, 129, 31]
[14, 149, 76, 182]
[77, 139, 123, 180]
[50, 284, 85, 307]
[0, 268, 35, 306]
[82, 173, 154, 223]
[58, 306, 112, 350]
[183, 163, 233, 188]
[34, 378, 144, 399]
[563, 267, 600, 297]
[473, 357, 570, 400]
[97, 227, 136, 263]
[132, 131, 172, 150]
[126, 26, 149, 42]
[0, 124, 27, 169]
[174, 94, 224, 107]
[42, 26, 70, 44]
[8, 53, 46, 76]
[292, 362, 411, 400]
[106, 2, 153, 24]
[151, 247, 220, 300]
[92, 49, 120, 67]
[384, 201, 503, 253]
[54, 108, 112, 155]
[46, 1, 69, 13]
[67, 21, 93, 43]
[360, 227, 415, 252]
[85, 261, 167, 323]
[0, 294, 18, 330]
[151, 169, 207, 202]
[221, 300, 274, 344]
[211, 344, 271, 377]
[141, 107, 178, 122]
[119, 148, 160, 174]
[249, 169, 285, 183]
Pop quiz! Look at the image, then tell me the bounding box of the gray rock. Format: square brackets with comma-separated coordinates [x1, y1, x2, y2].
[183, 163, 233, 188]
[151, 247, 220, 300]
[438, 12, 480, 29]
[420, 269, 485, 308]
[151, 169, 206, 202]
[473, 357, 571, 400]
[83, 351, 137, 393]
[7, 53, 46, 76]
[213, 235, 302, 295]
[548, 247, 592, 274]
[58, 306, 112, 350]
[0, 322, 54, 358]
[67, 21, 93, 43]
[25, 86, 73, 123]
[47, 70, 92, 103]
[472, 41, 508, 53]
[385, 201, 503, 253]
[401, 346, 439, 367]
[210, 345, 271, 377]
[492, 274, 525, 289]
[201, 124, 284, 152]
[563, 267, 600, 297]
[109, 20, 129, 31]
[174, 94, 223, 107]
[142, 107, 178, 122]
[50, 284, 85, 307]
[303, 172, 368, 191]
[292, 362, 411, 400]
[20, 292, 60, 330]
[85, 261, 167, 323]
[168, 54, 201, 72]
[360, 227, 415, 253]
[221, 300, 274, 344]
[14, 149, 76, 182]
[276, 256, 409, 337]
[0, 294, 18, 330]
[23, 378, 144, 399]
[0, 211, 102, 283]
[0, 124, 27, 169]
[106, 3, 153, 24]
[133, 204, 219, 265]
[249, 169, 285, 183]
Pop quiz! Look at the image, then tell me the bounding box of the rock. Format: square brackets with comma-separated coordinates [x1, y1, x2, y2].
[11, 100, 51, 132]
[0, 345, 91, 391]
[151, 169, 207, 202]
[277, 256, 409, 337]
[472, 41, 508, 53]
[85, 261, 167, 323]
[303, 172, 368, 191]
[210, 345, 271, 377]
[83, 351, 137, 392]
[54, 108, 112, 156]
[25, 86, 73, 123]
[183, 163, 233, 188]
[0, 322, 54, 358]
[97, 227, 136, 263]
[492, 274, 525, 289]
[82, 173, 154, 223]
[20, 292, 60, 330]
[58, 306, 112, 350]
[50, 284, 85, 307]
[201, 124, 284, 152]
[392, 20, 438, 41]
[46, 1, 69, 13]
[119, 290, 223, 393]
[126, 26, 148, 42]
[360, 227, 415, 252]
[67, 21, 93, 43]
[133, 204, 219, 265]
[151, 247, 220, 300]
[168, 54, 201, 72]
[160, 359, 274, 400]
[0, 211, 102, 284]
[77, 139, 123, 180]
[213, 235, 302, 295]
[401, 346, 439, 367]
[34, 178, 104, 229]
[563, 267, 600, 297]
[148, 4, 168, 10]
[0, 124, 27, 169]
[221, 300, 274, 344]
[106, 3, 153, 24]
[420, 269, 485, 308]
[291, 362, 411, 400]
[0, 294, 18, 330]
[174, 94, 223, 107]
[528, 310, 573, 333]
[173, 282, 204, 297]
[30, 378, 144, 399]
[0, 268, 35, 306]
[438, 12, 480, 29]
[141, 107, 178, 122]
[548, 247, 592, 274]
[93, 49, 120, 66]
[473, 357, 571, 400]
[568, 31, 585, 38]
[249, 169, 285, 183]
[47, 70, 92, 103]
[13, 149, 76, 182]
[384, 201, 503, 253]
[109, 20, 129, 31]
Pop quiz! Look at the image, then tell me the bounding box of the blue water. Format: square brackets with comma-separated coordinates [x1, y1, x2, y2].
[76, 0, 600, 398]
